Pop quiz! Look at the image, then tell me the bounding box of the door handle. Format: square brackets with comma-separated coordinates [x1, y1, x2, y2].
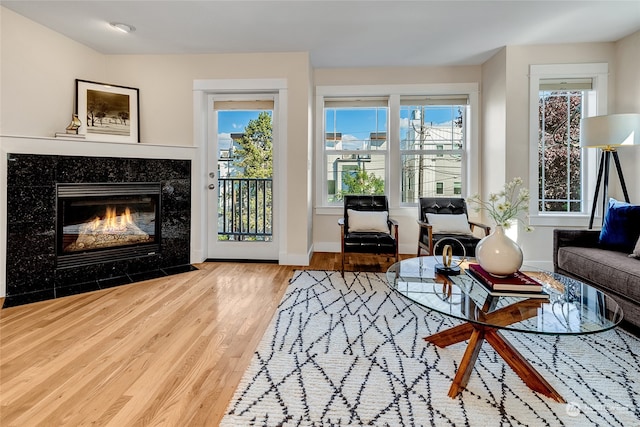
[208, 184, 216, 190]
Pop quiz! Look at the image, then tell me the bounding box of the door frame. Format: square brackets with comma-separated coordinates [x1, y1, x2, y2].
[193, 79, 288, 263]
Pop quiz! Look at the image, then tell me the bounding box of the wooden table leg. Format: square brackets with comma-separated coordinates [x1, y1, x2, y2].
[425, 299, 543, 347]
[484, 329, 566, 403]
[424, 298, 566, 402]
[448, 327, 485, 398]
[424, 322, 474, 347]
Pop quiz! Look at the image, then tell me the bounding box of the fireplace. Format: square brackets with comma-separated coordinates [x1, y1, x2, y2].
[5, 153, 191, 307]
[56, 183, 161, 269]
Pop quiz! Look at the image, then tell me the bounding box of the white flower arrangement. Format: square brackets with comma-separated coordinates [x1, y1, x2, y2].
[468, 177, 534, 231]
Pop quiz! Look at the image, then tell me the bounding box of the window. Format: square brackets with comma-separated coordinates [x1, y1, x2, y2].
[528, 64, 608, 224]
[400, 97, 468, 203]
[316, 84, 478, 209]
[323, 99, 388, 203]
[538, 81, 590, 212]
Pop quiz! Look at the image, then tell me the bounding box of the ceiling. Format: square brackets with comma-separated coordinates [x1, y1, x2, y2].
[3, 1, 640, 68]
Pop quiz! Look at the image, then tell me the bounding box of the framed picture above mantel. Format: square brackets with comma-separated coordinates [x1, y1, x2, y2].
[75, 79, 140, 143]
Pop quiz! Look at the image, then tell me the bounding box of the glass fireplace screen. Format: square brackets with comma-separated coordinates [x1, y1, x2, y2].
[57, 183, 161, 256]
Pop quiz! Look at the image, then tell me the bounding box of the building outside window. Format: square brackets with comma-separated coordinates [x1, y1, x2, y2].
[399, 98, 467, 204]
[323, 99, 387, 203]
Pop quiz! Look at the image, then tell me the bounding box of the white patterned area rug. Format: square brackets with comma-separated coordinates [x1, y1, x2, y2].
[221, 270, 640, 426]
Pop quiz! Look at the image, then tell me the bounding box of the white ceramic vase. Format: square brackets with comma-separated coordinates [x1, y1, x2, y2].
[475, 225, 523, 277]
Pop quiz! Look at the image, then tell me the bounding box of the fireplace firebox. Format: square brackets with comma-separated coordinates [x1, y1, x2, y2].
[56, 183, 161, 269]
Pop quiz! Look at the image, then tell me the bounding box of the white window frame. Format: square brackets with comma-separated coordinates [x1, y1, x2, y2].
[315, 83, 479, 214]
[528, 63, 608, 227]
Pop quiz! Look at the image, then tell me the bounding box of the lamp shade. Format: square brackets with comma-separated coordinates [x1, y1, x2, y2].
[580, 113, 640, 149]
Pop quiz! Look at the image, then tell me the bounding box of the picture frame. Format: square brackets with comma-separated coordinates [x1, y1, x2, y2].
[75, 79, 140, 143]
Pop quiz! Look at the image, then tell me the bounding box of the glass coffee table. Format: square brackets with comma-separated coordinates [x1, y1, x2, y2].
[386, 256, 623, 402]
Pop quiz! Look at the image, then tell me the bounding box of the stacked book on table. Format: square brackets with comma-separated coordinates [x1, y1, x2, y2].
[465, 263, 549, 299]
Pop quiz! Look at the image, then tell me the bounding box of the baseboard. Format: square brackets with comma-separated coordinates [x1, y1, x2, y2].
[278, 250, 312, 266]
[204, 258, 278, 264]
[190, 249, 205, 264]
[313, 242, 339, 253]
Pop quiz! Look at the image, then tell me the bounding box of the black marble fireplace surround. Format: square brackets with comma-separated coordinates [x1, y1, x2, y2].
[4, 153, 193, 308]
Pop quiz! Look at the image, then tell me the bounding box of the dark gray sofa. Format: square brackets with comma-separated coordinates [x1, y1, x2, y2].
[553, 229, 640, 334]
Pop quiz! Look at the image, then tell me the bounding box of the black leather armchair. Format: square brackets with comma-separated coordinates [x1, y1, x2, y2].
[417, 197, 490, 257]
[338, 195, 399, 276]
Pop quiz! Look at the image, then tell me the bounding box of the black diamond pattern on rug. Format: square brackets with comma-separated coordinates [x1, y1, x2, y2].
[222, 270, 640, 426]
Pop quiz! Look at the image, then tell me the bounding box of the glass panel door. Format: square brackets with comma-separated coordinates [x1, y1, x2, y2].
[206, 95, 278, 260]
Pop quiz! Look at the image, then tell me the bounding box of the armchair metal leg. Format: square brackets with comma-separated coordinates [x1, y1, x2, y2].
[417, 245, 429, 256]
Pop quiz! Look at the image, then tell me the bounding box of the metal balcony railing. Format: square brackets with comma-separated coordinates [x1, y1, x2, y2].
[218, 178, 273, 241]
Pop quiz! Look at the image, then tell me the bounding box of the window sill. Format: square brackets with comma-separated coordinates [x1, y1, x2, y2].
[528, 214, 598, 228]
[315, 206, 342, 215]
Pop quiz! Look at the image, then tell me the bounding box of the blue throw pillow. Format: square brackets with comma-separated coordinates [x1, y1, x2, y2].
[599, 198, 640, 253]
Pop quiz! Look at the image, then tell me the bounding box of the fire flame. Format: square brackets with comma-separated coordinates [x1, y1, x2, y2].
[89, 206, 134, 234]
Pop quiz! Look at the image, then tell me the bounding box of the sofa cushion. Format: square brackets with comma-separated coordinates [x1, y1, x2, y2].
[557, 246, 640, 304]
[599, 198, 640, 253]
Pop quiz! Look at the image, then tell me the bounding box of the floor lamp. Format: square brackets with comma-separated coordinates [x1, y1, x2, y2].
[580, 113, 640, 229]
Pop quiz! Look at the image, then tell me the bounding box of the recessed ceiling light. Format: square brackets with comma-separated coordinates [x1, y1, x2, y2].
[109, 22, 136, 33]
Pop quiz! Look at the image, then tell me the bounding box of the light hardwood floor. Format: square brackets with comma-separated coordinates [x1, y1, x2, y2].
[0, 252, 403, 426]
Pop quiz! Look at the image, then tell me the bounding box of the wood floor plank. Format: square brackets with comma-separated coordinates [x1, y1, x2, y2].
[0, 253, 402, 426]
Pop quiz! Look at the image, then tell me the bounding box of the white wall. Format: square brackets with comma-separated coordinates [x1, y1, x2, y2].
[0, 7, 107, 137]
[480, 47, 508, 205]
[614, 30, 640, 203]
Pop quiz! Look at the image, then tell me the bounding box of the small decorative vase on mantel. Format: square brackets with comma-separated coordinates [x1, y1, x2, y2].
[475, 225, 523, 277]
[65, 114, 82, 134]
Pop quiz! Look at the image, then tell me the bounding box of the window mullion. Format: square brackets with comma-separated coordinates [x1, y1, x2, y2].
[388, 94, 401, 208]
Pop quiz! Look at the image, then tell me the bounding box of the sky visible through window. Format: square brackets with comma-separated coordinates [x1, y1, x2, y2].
[217, 107, 457, 152]
[326, 106, 459, 150]
[217, 110, 269, 151]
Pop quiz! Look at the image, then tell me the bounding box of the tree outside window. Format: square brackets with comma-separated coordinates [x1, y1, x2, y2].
[538, 90, 583, 212]
[218, 110, 273, 241]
